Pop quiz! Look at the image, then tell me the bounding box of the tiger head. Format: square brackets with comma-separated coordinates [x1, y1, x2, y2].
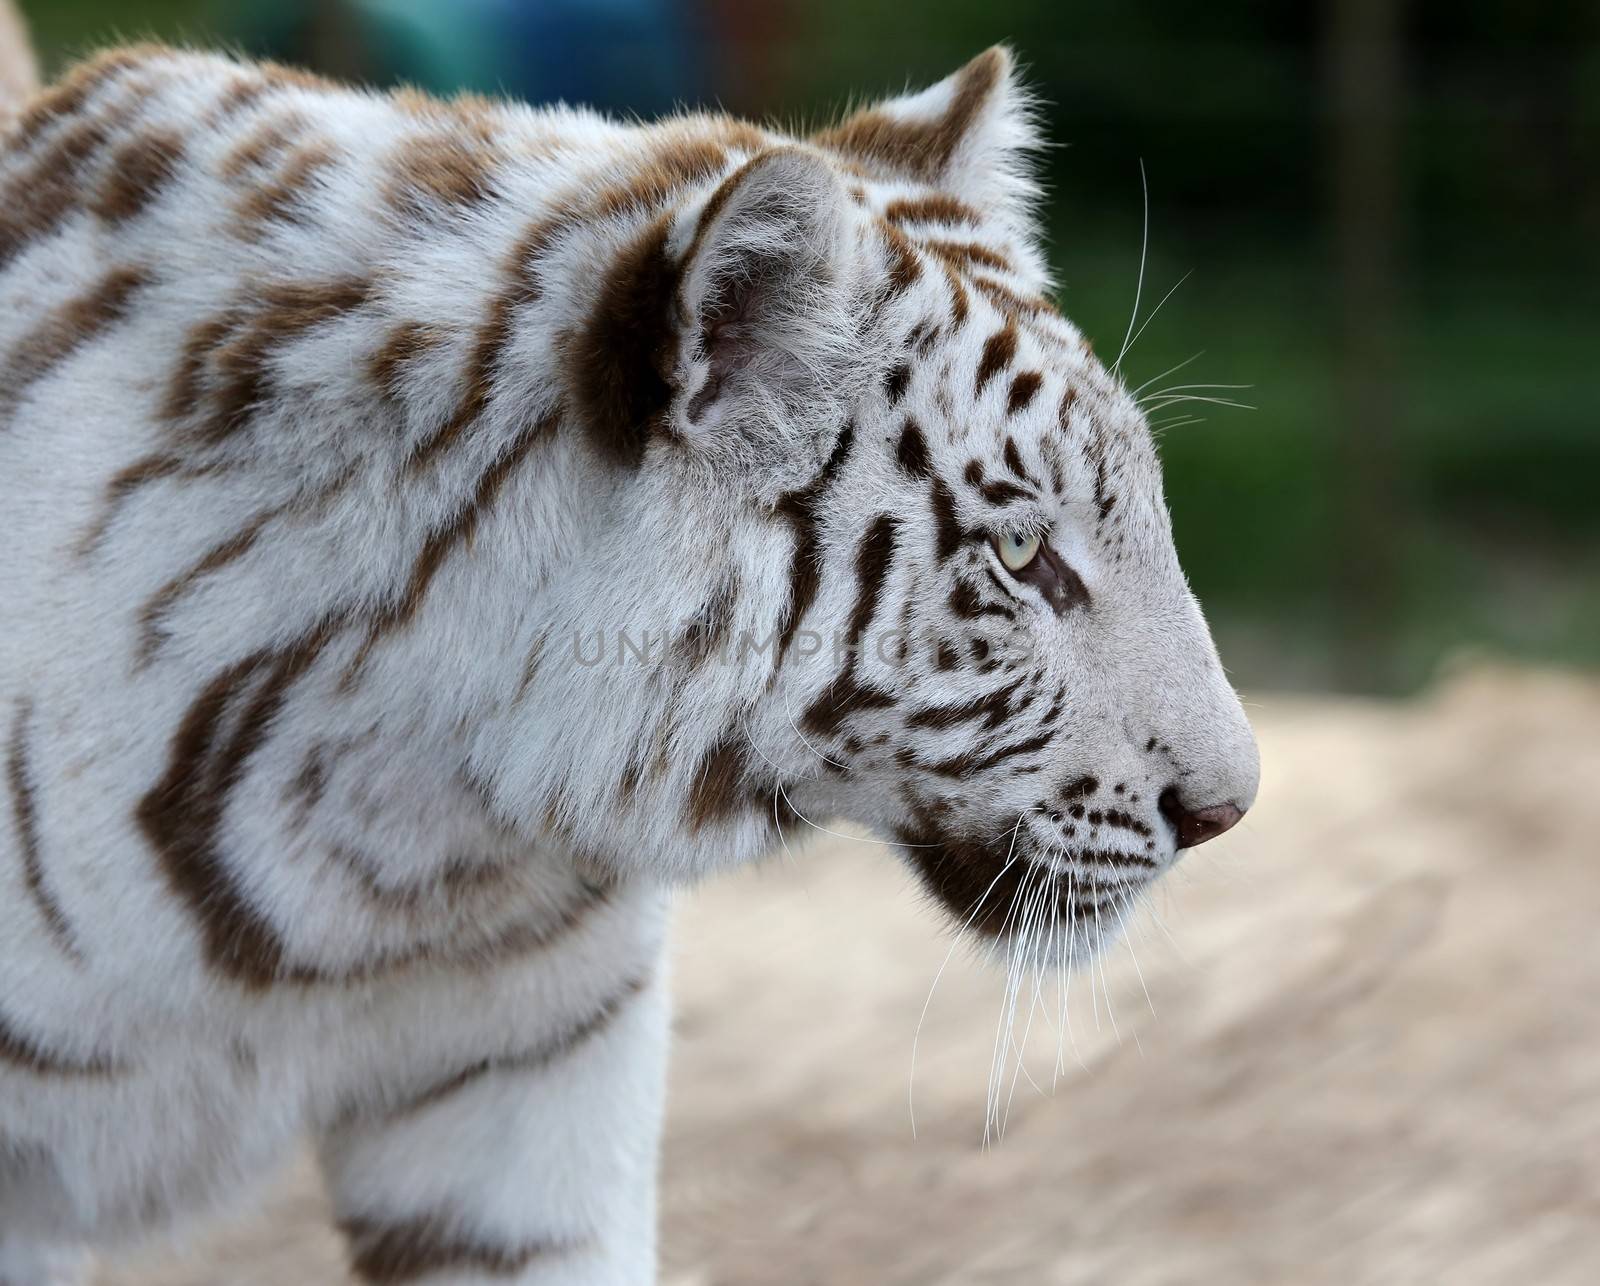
[505, 47, 1258, 961]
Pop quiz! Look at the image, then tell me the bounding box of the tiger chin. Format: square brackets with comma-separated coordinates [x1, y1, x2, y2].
[0, 17, 1257, 1286]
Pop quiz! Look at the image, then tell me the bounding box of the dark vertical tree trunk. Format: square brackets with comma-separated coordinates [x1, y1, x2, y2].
[1326, 0, 1405, 690]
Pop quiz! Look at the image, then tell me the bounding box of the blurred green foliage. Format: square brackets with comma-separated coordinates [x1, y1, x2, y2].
[18, 0, 1599, 692]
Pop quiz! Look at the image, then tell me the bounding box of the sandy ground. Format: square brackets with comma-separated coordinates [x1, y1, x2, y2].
[98, 664, 1600, 1285]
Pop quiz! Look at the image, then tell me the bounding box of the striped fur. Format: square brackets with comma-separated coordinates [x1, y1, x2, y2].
[0, 42, 1256, 1284]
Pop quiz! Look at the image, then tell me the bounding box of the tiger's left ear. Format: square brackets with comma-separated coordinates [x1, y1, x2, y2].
[666, 148, 863, 489]
[813, 46, 1043, 238]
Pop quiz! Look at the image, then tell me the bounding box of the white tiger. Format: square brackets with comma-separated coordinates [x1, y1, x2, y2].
[0, 17, 1258, 1285]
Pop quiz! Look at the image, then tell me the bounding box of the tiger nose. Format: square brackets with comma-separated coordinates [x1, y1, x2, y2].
[1158, 788, 1245, 850]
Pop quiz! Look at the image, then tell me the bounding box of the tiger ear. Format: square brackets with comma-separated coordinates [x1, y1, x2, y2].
[813, 46, 1043, 236]
[670, 148, 860, 481]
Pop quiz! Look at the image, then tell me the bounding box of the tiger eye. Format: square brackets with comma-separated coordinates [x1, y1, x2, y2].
[996, 530, 1041, 571]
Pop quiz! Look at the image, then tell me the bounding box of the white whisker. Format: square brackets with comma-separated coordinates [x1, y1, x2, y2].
[1111, 158, 1149, 378]
[908, 812, 1028, 1139]
[1128, 350, 1204, 399]
[1118, 269, 1191, 374]
[1141, 393, 1256, 412]
[1095, 913, 1122, 1046]
[780, 687, 848, 769]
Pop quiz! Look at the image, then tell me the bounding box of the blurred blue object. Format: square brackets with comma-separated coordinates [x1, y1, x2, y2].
[349, 0, 708, 113]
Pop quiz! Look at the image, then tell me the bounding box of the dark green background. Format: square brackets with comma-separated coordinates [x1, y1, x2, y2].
[20, 0, 1598, 692]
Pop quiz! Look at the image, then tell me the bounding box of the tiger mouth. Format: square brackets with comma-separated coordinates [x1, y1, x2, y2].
[898, 822, 1163, 941]
[1005, 858, 1153, 928]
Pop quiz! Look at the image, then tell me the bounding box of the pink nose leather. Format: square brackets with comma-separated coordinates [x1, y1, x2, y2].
[1159, 791, 1245, 849]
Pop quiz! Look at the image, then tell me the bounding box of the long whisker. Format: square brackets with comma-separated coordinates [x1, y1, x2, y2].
[1002, 879, 1051, 1136]
[1128, 350, 1204, 399]
[986, 861, 1040, 1146]
[1118, 269, 1192, 375]
[1141, 393, 1256, 412]
[1145, 886, 1192, 966]
[1058, 877, 1085, 1077]
[1121, 890, 1159, 1021]
[1112, 158, 1150, 378]
[1147, 416, 1207, 439]
[770, 782, 798, 867]
[1094, 910, 1123, 1046]
[1144, 381, 1253, 396]
[780, 686, 848, 769]
[909, 811, 1028, 1138]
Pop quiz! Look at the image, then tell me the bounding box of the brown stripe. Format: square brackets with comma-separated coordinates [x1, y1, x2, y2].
[882, 194, 981, 227]
[800, 670, 898, 743]
[905, 677, 1024, 732]
[220, 112, 307, 181]
[1005, 371, 1043, 417]
[948, 579, 1012, 622]
[75, 454, 222, 558]
[8, 47, 146, 148]
[383, 130, 500, 217]
[0, 1007, 117, 1076]
[974, 321, 1017, 394]
[1041, 432, 1068, 495]
[687, 734, 748, 830]
[7, 700, 84, 963]
[330, 879, 613, 991]
[674, 580, 736, 670]
[1002, 435, 1039, 485]
[929, 477, 965, 561]
[940, 263, 970, 329]
[972, 275, 1054, 321]
[341, 1211, 580, 1284]
[896, 816, 1023, 939]
[615, 754, 645, 807]
[845, 514, 897, 641]
[136, 624, 339, 988]
[925, 239, 1011, 274]
[258, 61, 339, 94]
[898, 818, 1130, 940]
[674, 149, 764, 279]
[1, 267, 148, 414]
[593, 136, 727, 222]
[162, 313, 243, 424]
[235, 139, 338, 234]
[978, 478, 1033, 507]
[344, 409, 559, 687]
[0, 118, 109, 270]
[91, 130, 186, 223]
[566, 211, 678, 469]
[878, 223, 922, 297]
[513, 632, 548, 706]
[925, 729, 1053, 779]
[209, 76, 272, 125]
[368, 320, 447, 399]
[800, 515, 899, 740]
[895, 419, 931, 478]
[284, 743, 329, 827]
[406, 281, 519, 474]
[133, 506, 285, 669]
[812, 48, 1005, 182]
[771, 421, 855, 675]
[383, 973, 651, 1123]
[175, 278, 373, 445]
[1087, 423, 1117, 522]
[328, 843, 517, 917]
[905, 319, 935, 354]
[884, 361, 912, 406]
